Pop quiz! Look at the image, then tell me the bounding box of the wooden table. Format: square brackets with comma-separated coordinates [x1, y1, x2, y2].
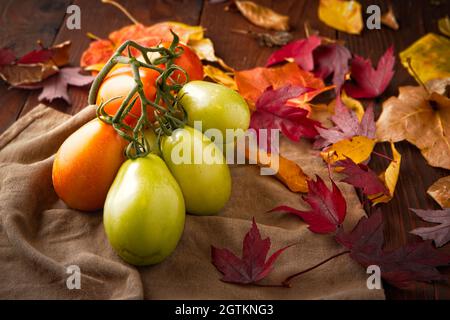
[1, 0, 449, 300]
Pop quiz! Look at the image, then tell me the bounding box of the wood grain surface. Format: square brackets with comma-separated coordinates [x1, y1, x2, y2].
[0, 0, 449, 299]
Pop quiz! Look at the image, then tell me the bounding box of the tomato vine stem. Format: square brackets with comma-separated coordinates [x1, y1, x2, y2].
[88, 31, 189, 159]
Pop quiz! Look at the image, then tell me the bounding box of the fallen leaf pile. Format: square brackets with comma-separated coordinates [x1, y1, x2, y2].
[0, 41, 93, 102]
[3, 0, 447, 292]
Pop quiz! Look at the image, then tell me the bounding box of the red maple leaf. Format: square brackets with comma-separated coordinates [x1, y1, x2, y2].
[410, 208, 450, 248]
[314, 99, 376, 149]
[265, 35, 322, 70]
[250, 85, 321, 149]
[17, 49, 53, 64]
[270, 175, 347, 234]
[336, 211, 450, 288]
[344, 46, 395, 99]
[334, 158, 389, 196]
[313, 43, 352, 92]
[211, 218, 290, 284]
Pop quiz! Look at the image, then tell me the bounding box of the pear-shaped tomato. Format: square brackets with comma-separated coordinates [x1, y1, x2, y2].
[52, 118, 128, 211]
[104, 154, 185, 266]
[178, 81, 250, 136]
[161, 126, 231, 216]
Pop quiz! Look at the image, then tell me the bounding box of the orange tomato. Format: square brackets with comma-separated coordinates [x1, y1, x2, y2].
[163, 43, 204, 83]
[95, 43, 203, 126]
[96, 66, 159, 126]
[52, 119, 128, 211]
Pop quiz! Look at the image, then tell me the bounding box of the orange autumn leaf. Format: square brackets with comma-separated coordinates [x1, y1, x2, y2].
[246, 147, 309, 193]
[80, 21, 204, 69]
[80, 39, 115, 68]
[235, 62, 332, 111]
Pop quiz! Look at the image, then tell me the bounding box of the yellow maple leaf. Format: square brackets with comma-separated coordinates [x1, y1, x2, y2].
[368, 142, 401, 205]
[321, 136, 376, 165]
[318, 0, 363, 35]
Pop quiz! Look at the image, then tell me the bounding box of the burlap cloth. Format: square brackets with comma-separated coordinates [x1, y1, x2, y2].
[0, 104, 385, 299]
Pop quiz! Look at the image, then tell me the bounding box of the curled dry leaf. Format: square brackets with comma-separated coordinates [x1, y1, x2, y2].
[203, 65, 237, 90]
[188, 38, 233, 71]
[400, 33, 450, 84]
[427, 176, 450, 209]
[438, 16, 450, 37]
[0, 41, 71, 86]
[367, 142, 401, 205]
[233, 1, 289, 31]
[245, 147, 309, 193]
[381, 5, 399, 30]
[318, 0, 363, 35]
[376, 85, 450, 170]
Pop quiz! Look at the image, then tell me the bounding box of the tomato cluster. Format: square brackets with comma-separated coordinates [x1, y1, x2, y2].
[52, 45, 250, 266]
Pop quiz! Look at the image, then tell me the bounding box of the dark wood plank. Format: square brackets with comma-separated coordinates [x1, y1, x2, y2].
[336, 0, 450, 300]
[200, 0, 335, 70]
[0, 0, 71, 134]
[17, 0, 203, 119]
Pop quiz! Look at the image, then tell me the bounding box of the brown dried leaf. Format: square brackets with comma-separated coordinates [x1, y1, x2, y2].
[428, 176, 450, 209]
[0, 63, 58, 86]
[376, 85, 450, 169]
[49, 40, 71, 67]
[233, 1, 289, 31]
[381, 5, 399, 30]
[0, 41, 71, 86]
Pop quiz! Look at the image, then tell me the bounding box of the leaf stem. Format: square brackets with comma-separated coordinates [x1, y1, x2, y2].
[281, 250, 350, 287]
[101, 0, 141, 25]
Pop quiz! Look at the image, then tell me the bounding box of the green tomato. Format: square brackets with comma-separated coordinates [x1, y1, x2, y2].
[178, 81, 250, 136]
[104, 154, 185, 266]
[161, 126, 232, 216]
